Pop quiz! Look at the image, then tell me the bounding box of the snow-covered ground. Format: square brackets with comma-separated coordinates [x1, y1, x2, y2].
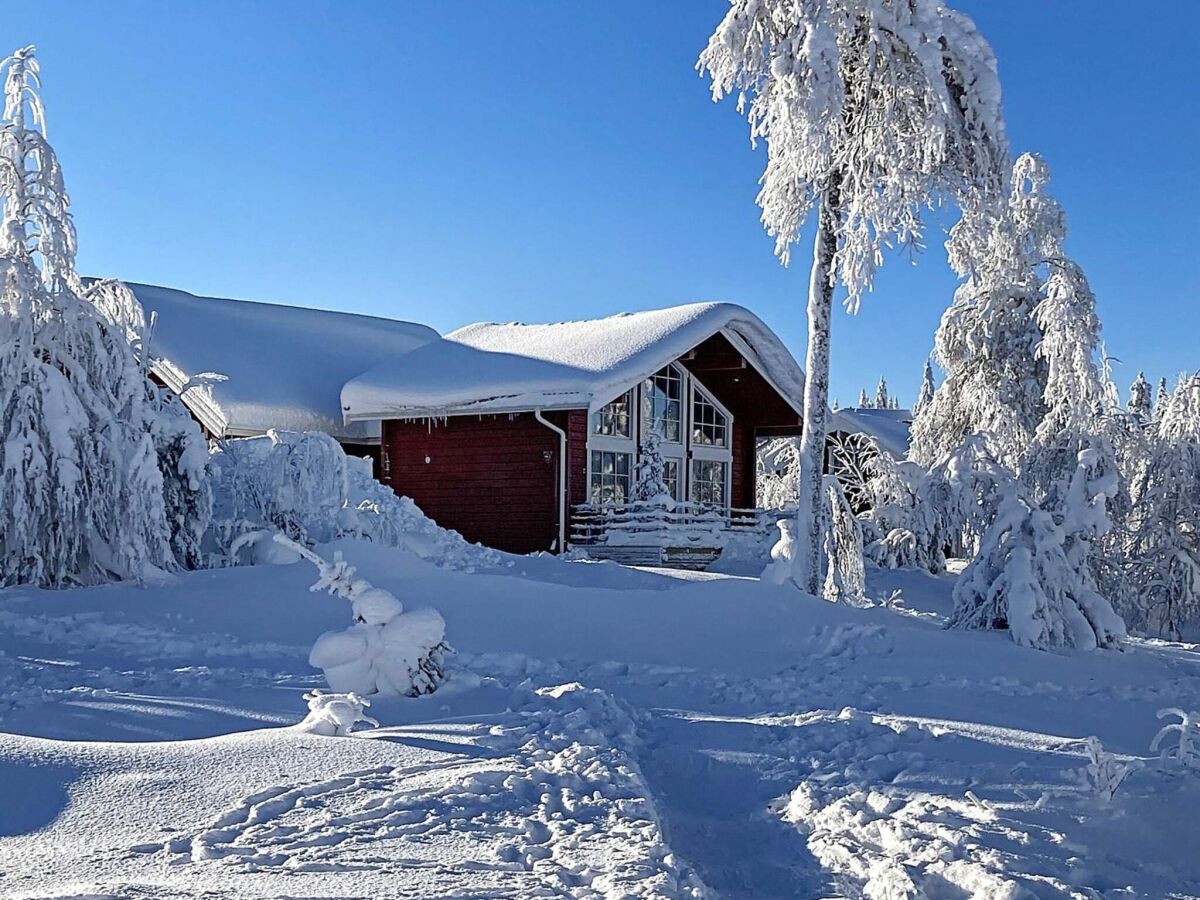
[3, 544, 1199, 899]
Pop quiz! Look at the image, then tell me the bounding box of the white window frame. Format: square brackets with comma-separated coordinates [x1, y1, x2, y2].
[590, 389, 633, 439]
[585, 365, 735, 510]
[640, 363, 685, 447]
[687, 378, 733, 508]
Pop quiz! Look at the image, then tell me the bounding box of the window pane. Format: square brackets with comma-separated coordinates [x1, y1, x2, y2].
[591, 391, 631, 437]
[691, 389, 727, 448]
[642, 365, 682, 443]
[663, 459, 679, 500]
[690, 459, 727, 507]
[590, 450, 631, 505]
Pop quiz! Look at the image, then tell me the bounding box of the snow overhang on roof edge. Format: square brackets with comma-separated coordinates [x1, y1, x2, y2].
[341, 303, 808, 424]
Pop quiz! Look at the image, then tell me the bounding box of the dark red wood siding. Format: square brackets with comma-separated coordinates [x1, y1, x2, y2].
[381, 412, 583, 555]
[563, 409, 588, 508]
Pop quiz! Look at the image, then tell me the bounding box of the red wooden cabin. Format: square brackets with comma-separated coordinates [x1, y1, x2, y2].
[342, 303, 808, 555]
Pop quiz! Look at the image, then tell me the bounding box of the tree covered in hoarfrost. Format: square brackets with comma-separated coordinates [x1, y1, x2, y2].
[821, 475, 865, 605]
[913, 360, 935, 417]
[1113, 376, 1200, 638]
[910, 153, 1065, 470]
[1128, 372, 1153, 423]
[1155, 377, 1170, 423]
[948, 446, 1126, 650]
[632, 429, 672, 504]
[698, 0, 1007, 593]
[874, 376, 889, 411]
[0, 46, 210, 586]
[857, 388, 871, 409]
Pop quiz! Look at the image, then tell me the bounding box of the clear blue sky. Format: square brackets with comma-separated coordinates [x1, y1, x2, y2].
[7, 1, 1197, 407]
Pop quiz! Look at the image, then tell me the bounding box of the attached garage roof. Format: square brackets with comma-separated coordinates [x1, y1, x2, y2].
[341, 302, 807, 420]
[129, 283, 439, 439]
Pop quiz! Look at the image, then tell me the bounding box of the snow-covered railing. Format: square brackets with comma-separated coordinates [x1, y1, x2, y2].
[569, 502, 774, 547]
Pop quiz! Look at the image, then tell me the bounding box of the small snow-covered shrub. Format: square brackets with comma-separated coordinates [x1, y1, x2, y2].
[948, 450, 1126, 651]
[1073, 736, 1141, 803]
[209, 431, 501, 569]
[864, 528, 919, 569]
[1151, 708, 1200, 771]
[762, 518, 798, 585]
[280, 535, 450, 697]
[298, 690, 380, 736]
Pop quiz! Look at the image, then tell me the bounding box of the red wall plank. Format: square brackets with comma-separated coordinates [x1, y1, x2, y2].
[381, 412, 582, 555]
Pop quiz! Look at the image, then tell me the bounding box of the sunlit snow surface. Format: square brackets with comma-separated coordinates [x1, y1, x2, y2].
[2, 543, 1199, 898]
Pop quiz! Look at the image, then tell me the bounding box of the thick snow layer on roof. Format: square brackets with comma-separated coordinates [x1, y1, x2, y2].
[342, 302, 806, 419]
[129, 283, 439, 439]
[829, 407, 913, 458]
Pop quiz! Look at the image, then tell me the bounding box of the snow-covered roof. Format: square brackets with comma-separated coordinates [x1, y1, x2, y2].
[829, 407, 913, 458]
[129, 283, 439, 440]
[341, 302, 806, 420]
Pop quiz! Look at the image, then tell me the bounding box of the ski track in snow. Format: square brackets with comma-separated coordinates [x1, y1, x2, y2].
[4, 561, 1200, 899]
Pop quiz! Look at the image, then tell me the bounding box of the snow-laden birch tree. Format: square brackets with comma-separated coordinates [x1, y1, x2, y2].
[909, 153, 1066, 469]
[698, 0, 1007, 593]
[0, 46, 210, 586]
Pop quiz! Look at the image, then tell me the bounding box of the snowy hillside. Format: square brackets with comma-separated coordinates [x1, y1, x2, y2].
[3, 542, 1199, 899]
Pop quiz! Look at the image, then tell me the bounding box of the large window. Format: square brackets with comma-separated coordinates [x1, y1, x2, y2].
[591, 390, 632, 438]
[590, 450, 631, 505]
[691, 388, 728, 448]
[691, 459, 727, 507]
[642, 365, 682, 443]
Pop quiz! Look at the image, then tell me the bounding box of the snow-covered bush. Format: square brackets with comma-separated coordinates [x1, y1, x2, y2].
[948, 455, 1126, 650]
[1151, 708, 1199, 771]
[762, 518, 798, 586]
[861, 451, 946, 574]
[0, 46, 211, 587]
[297, 689, 379, 737]
[1073, 736, 1141, 803]
[209, 431, 501, 569]
[864, 529, 921, 570]
[279, 535, 450, 698]
[756, 437, 800, 510]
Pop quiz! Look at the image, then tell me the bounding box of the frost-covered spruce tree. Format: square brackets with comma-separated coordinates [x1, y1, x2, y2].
[1128, 372, 1153, 424]
[699, 0, 1007, 593]
[875, 377, 889, 411]
[632, 429, 672, 504]
[1119, 376, 1200, 637]
[0, 47, 208, 586]
[910, 153, 1066, 470]
[1154, 377, 1170, 423]
[857, 388, 871, 409]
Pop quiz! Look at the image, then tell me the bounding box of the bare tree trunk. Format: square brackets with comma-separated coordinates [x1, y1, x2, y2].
[792, 182, 841, 594]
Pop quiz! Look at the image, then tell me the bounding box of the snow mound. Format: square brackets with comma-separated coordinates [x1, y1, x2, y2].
[209, 431, 502, 570]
